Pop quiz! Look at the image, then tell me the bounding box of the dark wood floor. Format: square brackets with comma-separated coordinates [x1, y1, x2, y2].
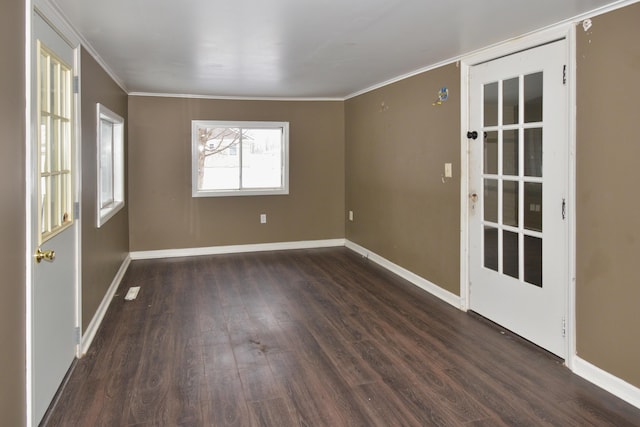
[44, 248, 640, 426]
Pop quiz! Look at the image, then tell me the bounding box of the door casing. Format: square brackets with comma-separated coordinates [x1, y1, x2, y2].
[459, 24, 577, 366]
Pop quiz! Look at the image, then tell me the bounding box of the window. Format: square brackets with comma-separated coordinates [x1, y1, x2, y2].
[192, 120, 289, 197]
[96, 103, 124, 227]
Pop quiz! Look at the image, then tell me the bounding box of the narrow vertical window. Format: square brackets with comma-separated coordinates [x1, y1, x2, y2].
[96, 103, 124, 227]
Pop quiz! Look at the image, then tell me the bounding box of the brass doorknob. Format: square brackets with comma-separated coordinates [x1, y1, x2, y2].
[35, 248, 55, 263]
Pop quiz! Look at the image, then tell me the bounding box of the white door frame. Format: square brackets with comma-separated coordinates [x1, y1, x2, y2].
[459, 23, 577, 367]
[25, 1, 83, 425]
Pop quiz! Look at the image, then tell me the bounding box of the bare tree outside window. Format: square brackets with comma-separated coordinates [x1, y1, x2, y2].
[196, 127, 248, 189]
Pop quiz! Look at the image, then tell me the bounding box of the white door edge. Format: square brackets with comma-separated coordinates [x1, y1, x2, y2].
[565, 23, 578, 371]
[459, 23, 576, 365]
[73, 41, 83, 361]
[24, 3, 34, 425]
[25, 4, 83, 426]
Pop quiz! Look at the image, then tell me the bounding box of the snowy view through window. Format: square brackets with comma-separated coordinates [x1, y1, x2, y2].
[193, 122, 288, 196]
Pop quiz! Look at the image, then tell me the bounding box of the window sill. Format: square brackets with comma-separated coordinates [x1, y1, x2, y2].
[97, 201, 124, 228]
[192, 188, 289, 198]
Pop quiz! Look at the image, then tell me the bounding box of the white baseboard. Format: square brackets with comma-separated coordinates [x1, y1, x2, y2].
[80, 255, 131, 356]
[572, 356, 640, 409]
[345, 240, 461, 309]
[129, 238, 346, 260]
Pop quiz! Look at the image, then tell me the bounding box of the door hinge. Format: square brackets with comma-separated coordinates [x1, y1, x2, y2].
[74, 201, 80, 219]
[73, 76, 79, 94]
[561, 317, 566, 337]
[562, 65, 567, 85]
[561, 198, 566, 220]
[75, 326, 82, 344]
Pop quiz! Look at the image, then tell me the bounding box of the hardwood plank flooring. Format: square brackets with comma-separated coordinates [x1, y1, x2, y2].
[44, 248, 640, 426]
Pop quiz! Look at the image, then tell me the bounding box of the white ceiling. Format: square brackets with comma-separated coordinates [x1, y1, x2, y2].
[51, 0, 625, 99]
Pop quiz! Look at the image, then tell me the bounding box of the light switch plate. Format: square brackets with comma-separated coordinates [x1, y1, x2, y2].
[444, 163, 452, 178]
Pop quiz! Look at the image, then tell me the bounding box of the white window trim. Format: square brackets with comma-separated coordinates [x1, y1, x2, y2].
[96, 103, 124, 227]
[191, 120, 289, 197]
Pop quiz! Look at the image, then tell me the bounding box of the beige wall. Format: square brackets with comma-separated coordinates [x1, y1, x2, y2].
[80, 49, 130, 330]
[0, 1, 26, 424]
[345, 64, 461, 295]
[128, 97, 345, 251]
[576, 3, 640, 388]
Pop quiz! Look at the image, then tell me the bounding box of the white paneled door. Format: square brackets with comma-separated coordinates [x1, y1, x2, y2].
[30, 11, 78, 425]
[468, 41, 568, 357]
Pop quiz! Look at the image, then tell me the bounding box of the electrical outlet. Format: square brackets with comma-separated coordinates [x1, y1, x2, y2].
[348, 210, 354, 221]
[260, 213, 267, 224]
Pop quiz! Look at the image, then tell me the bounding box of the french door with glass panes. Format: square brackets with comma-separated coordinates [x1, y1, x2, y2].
[468, 40, 568, 357]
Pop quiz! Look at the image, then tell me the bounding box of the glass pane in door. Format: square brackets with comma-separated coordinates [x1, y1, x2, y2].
[40, 176, 47, 233]
[51, 174, 60, 228]
[524, 236, 543, 287]
[480, 71, 545, 287]
[47, 118, 55, 172]
[484, 131, 498, 175]
[503, 230, 519, 279]
[484, 82, 498, 127]
[61, 121, 71, 170]
[39, 119, 48, 174]
[484, 226, 498, 272]
[524, 128, 543, 177]
[503, 130, 519, 176]
[503, 180, 519, 227]
[524, 183, 542, 232]
[38, 42, 73, 242]
[484, 179, 498, 223]
[524, 72, 543, 123]
[503, 77, 519, 125]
